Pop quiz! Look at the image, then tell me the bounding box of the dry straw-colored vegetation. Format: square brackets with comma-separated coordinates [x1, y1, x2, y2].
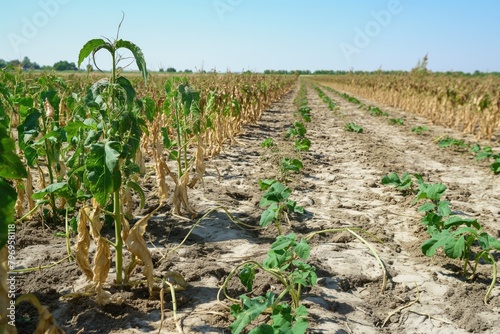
[313, 72, 500, 140]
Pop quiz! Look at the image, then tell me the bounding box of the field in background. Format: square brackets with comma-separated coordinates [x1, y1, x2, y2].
[312, 72, 500, 140]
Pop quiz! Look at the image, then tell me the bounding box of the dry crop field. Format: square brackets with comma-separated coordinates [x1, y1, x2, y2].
[1, 42, 500, 334]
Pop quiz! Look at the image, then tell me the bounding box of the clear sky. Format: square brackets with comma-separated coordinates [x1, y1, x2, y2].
[1, 0, 499, 73]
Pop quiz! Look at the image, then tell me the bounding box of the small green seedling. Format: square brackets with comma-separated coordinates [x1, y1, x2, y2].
[381, 172, 417, 194]
[261, 137, 274, 149]
[227, 233, 316, 334]
[259, 180, 303, 235]
[298, 105, 311, 122]
[280, 157, 303, 178]
[286, 121, 307, 139]
[438, 136, 468, 149]
[471, 144, 500, 174]
[294, 137, 311, 152]
[411, 125, 428, 134]
[368, 106, 388, 117]
[344, 122, 363, 133]
[389, 118, 404, 125]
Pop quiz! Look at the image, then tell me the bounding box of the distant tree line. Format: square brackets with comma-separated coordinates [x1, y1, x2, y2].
[1, 57, 498, 76]
[0, 57, 78, 71]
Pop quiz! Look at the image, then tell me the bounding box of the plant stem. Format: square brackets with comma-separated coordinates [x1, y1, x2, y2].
[44, 139, 58, 223]
[65, 207, 73, 261]
[174, 105, 183, 176]
[484, 253, 497, 304]
[113, 189, 123, 285]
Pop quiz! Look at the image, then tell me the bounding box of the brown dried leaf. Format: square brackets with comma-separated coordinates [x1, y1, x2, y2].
[123, 187, 133, 219]
[188, 136, 206, 189]
[74, 208, 93, 281]
[26, 170, 35, 211]
[15, 180, 25, 218]
[136, 147, 146, 174]
[124, 206, 161, 295]
[44, 98, 55, 119]
[92, 238, 110, 290]
[173, 171, 197, 217]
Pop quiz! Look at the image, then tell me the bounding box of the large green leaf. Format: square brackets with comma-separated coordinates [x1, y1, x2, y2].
[260, 182, 291, 207]
[0, 179, 17, 248]
[417, 183, 446, 201]
[293, 238, 311, 260]
[381, 172, 401, 186]
[116, 76, 136, 107]
[260, 204, 278, 227]
[32, 182, 69, 200]
[78, 38, 106, 67]
[142, 96, 156, 123]
[85, 141, 121, 206]
[443, 235, 465, 259]
[478, 233, 500, 251]
[0, 125, 27, 179]
[104, 141, 121, 173]
[421, 229, 452, 257]
[444, 216, 480, 230]
[115, 39, 148, 83]
[417, 202, 436, 213]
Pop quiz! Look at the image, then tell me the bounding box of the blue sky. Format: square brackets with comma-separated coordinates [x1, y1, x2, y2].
[1, 0, 499, 72]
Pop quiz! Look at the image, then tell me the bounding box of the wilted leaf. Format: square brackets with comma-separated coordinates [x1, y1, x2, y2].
[74, 208, 93, 280]
[124, 205, 160, 295]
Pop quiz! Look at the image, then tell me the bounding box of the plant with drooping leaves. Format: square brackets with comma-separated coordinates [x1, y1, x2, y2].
[73, 17, 155, 302]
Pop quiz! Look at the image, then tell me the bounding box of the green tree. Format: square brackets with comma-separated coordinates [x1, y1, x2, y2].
[53, 60, 78, 71]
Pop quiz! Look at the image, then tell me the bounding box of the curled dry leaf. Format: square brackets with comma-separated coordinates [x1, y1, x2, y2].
[73, 201, 113, 305]
[173, 172, 197, 218]
[26, 170, 35, 212]
[92, 238, 110, 293]
[188, 136, 206, 189]
[15, 180, 25, 219]
[164, 271, 188, 291]
[87, 203, 110, 296]
[123, 187, 133, 218]
[124, 205, 162, 295]
[74, 208, 92, 280]
[44, 98, 55, 119]
[136, 147, 146, 174]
